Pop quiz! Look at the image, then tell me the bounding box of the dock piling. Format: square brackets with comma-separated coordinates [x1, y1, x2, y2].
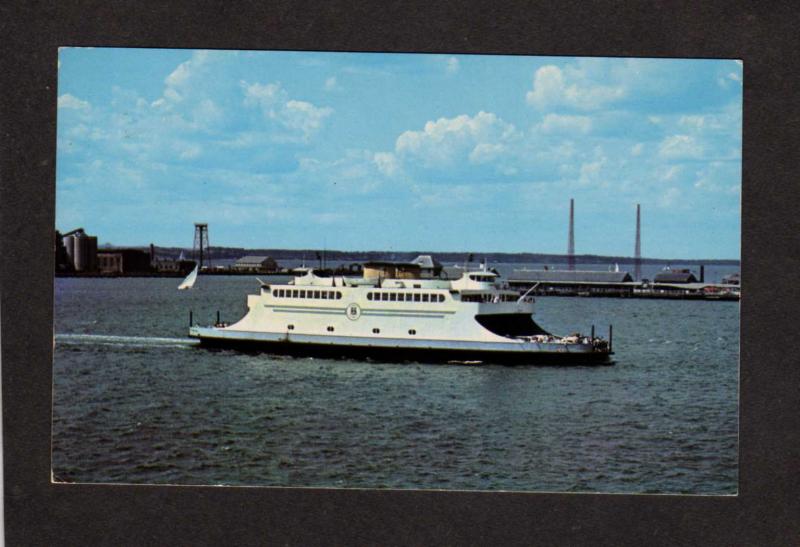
[189, 310, 193, 327]
[609, 324, 613, 352]
[216, 310, 220, 325]
[591, 324, 595, 341]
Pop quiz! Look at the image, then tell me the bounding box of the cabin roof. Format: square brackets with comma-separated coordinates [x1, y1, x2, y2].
[363, 260, 421, 269]
[411, 255, 442, 269]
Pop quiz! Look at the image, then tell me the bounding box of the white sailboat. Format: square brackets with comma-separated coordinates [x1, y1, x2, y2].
[178, 264, 199, 290]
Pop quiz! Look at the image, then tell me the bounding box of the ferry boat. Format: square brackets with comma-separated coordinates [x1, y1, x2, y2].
[189, 256, 613, 365]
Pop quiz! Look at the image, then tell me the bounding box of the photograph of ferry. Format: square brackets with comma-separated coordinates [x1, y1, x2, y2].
[53, 48, 740, 494]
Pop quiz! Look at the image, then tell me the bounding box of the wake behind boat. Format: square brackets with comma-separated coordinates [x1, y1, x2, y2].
[188, 256, 613, 365]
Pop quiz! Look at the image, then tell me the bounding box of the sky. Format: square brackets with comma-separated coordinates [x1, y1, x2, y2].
[56, 48, 742, 259]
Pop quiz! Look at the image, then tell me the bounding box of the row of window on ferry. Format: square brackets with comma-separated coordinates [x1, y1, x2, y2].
[273, 289, 343, 300]
[366, 292, 445, 302]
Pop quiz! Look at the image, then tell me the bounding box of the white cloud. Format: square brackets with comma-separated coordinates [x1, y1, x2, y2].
[243, 81, 283, 112]
[192, 99, 222, 126]
[536, 113, 592, 134]
[659, 134, 703, 159]
[58, 93, 90, 110]
[177, 143, 202, 160]
[660, 165, 681, 181]
[242, 81, 333, 140]
[526, 65, 625, 110]
[469, 142, 505, 164]
[445, 56, 459, 75]
[693, 161, 741, 195]
[155, 50, 213, 107]
[395, 111, 519, 168]
[165, 61, 192, 88]
[578, 157, 607, 186]
[630, 143, 644, 156]
[373, 152, 399, 176]
[282, 100, 333, 138]
[678, 115, 707, 130]
[324, 76, 338, 91]
[659, 187, 681, 207]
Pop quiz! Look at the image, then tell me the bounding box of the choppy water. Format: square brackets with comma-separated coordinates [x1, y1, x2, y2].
[52, 274, 739, 493]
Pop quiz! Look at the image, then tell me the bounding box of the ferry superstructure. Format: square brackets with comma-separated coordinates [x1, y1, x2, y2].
[189, 257, 613, 364]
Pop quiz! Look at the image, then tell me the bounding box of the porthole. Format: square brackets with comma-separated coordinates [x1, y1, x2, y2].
[288, 324, 295, 330]
[336, 292, 342, 299]
[367, 293, 373, 301]
[327, 326, 335, 332]
[409, 329, 416, 335]
[372, 328, 380, 334]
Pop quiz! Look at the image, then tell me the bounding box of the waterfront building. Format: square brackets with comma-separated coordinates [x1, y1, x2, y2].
[508, 269, 635, 296]
[653, 269, 698, 283]
[232, 255, 279, 273]
[96, 249, 152, 274]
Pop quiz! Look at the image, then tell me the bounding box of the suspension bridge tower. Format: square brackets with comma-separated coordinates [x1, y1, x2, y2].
[567, 198, 575, 271]
[634, 204, 642, 281]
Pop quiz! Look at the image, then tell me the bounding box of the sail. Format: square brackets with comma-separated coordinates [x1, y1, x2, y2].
[178, 265, 199, 290]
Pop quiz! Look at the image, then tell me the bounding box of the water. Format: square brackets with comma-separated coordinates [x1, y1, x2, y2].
[52, 273, 739, 493]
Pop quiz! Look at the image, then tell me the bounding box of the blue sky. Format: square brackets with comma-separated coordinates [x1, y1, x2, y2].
[56, 49, 742, 259]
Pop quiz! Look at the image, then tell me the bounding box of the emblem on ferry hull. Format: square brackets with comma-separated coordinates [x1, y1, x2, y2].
[346, 303, 362, 320]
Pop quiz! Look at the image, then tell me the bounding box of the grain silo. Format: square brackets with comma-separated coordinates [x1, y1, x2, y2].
[71, 231, 98, 272]
[62, 234, 76, 268]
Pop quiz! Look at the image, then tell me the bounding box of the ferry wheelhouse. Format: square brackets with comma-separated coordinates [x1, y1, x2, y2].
[189, 256, 613, 365]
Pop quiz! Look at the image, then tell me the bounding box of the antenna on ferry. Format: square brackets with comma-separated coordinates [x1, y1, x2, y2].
[464, 253, 474, 271]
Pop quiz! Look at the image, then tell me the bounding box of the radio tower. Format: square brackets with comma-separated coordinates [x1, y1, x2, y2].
[634, 204, 641, 281]
[567, 198, 575, 271]
[193, 223, 211, 270]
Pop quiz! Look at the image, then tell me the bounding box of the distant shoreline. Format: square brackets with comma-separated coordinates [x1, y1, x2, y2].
[99, 246, 741, 266]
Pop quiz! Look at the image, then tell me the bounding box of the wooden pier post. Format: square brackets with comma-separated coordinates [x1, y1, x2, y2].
[609, 324, 613, 352]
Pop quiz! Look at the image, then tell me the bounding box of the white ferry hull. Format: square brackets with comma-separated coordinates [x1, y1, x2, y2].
[189, 326, 612, 365]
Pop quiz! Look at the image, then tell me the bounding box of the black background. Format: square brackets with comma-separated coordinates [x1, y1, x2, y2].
[2, 1, 799, 545]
